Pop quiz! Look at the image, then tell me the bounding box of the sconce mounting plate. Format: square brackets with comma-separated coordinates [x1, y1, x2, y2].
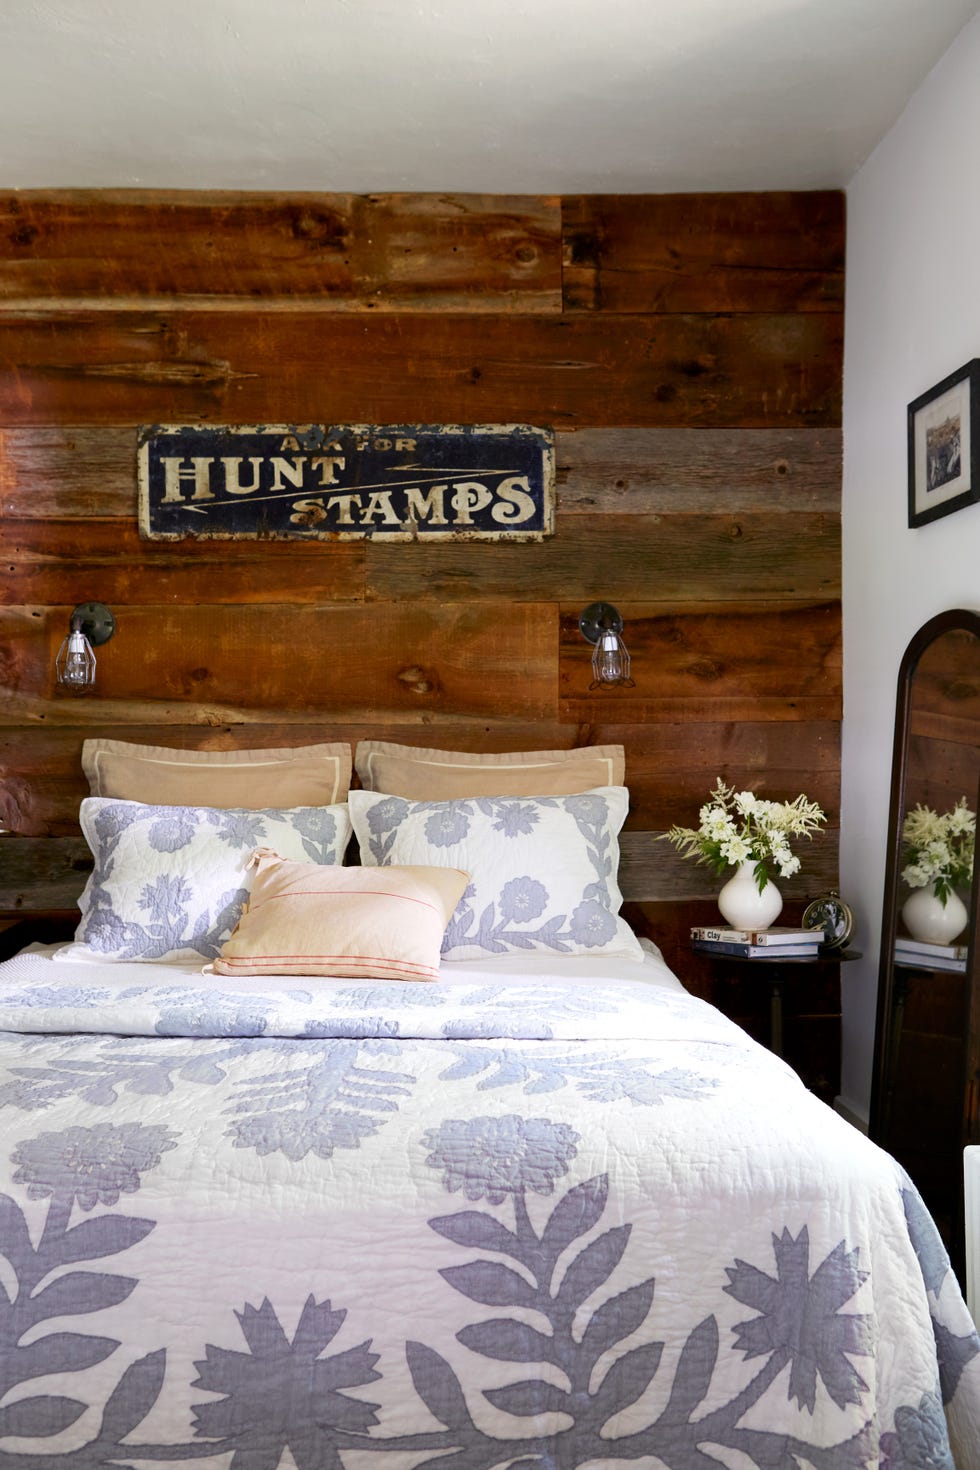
[579, 601, 624, 645]
[71, 602, 116, 647]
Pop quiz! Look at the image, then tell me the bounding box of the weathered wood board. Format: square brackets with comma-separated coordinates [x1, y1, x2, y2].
[0, 192, 563, 312]
[562, 193, 844, 313]
[0, 311, 843, 427]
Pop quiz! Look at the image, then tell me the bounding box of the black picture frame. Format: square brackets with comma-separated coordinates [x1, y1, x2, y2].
[908, 359, 980, 528]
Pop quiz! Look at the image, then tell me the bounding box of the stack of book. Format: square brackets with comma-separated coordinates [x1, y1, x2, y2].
[894, 936, 968, 972]
[690, 924, 823, 958]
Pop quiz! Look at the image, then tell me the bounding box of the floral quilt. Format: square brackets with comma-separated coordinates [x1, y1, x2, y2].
[0, 945, 978, 1469]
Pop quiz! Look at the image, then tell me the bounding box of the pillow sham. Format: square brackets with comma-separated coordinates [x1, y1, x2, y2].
[209, 849, 469, 981]
[82, 738, 352, 808]
[347, 786, 643, 962]
[73, 798, 351, 963]
[354, 740, 625, 799]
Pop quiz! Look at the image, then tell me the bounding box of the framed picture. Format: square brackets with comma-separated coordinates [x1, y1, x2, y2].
[908, 358, 980, 528]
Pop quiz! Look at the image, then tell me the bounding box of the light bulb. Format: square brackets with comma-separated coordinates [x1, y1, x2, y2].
[56, 628, 97, 690]
[596, 630, 625, 683]
[579, 602, 634, 690]
[592, 630, 631, 687]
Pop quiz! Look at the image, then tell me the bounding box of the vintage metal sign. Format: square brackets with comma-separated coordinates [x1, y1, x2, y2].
[137, 423, 554, 541]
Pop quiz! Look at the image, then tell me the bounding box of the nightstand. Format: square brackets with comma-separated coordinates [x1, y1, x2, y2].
[692, 946, 860, 1100]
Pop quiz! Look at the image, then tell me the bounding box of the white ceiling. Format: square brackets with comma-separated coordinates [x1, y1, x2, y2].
[1, 0, 978, 193]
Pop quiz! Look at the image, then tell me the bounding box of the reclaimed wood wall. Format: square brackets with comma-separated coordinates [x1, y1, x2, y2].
[0, 189, 844, 1035]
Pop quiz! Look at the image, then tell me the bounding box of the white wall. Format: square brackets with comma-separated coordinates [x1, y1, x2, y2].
[840, 9, 980, 1122]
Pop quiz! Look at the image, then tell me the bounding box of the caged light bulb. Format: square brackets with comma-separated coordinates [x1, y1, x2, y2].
[54, 602, 115, 692]
[55, 626, 97, 691]
[579, 601, 635, 691]
[593, 629, 630, 687]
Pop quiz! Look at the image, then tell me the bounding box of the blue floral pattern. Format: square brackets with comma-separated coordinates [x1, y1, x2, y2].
[422, 1113, 579, 1202]
[349, 786, 643, 960]
[0, 1111, 971, 1466]
[192, 1297, 382, 1462]
[12, 1121, 177, 1208]
[74, 796, 351, 961]
[0, 959, 977, 1465]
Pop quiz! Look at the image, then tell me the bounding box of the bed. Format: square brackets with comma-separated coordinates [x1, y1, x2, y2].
[0, 739, 978, 1468]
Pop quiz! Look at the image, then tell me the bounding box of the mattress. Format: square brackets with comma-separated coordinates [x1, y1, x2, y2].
[0, 939, 977, 1467]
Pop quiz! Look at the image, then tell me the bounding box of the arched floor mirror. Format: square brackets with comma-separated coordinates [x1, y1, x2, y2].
[869, 608, 980, 1275]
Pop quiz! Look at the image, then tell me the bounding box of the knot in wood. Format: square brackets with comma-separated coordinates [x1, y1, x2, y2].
[397, 665, 436, 695]
[291, 209, 346, 249]
[687, 658, 723, 682]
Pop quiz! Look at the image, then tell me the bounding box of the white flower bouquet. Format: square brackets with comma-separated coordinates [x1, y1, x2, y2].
[662, 778, 826, 893]
[901, 798, 975, 905]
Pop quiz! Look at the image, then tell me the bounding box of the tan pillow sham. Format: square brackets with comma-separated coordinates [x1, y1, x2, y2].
[354, 741, 625, 799]
[82, 738, 352, 809]
[209, 849, 469, 981]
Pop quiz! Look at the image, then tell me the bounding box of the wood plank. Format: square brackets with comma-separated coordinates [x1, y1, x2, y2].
[907, 734, 979, 815]
[619, 828, 839, 902]
[557, 427, 841, 513]
[0, 836, 94, 913]
[0, 426, 137, 518]
[592, 719, 841, 828]
[6, 514, 840, 608]
[560, 602, 841, 723]
[911, 711, 979, 749]
[0, 602, 558, 724]
[912, 628, 980, 727]
[0, 518, 367, 606]
[0, 192, 562, 313]
[0, 828, 841, 914]
[0, 311, 843, 428]
[0, 424, 842, 520]
[367, 514, 840, 603]
[562, 192, 845, 313]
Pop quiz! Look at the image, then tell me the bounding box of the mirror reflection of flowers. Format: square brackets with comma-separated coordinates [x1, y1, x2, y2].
[662, 778, 826, 893]
[901, 798, 975, 905]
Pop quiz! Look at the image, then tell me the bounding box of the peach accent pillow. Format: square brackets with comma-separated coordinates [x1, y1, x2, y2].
[208, 849, 469, 981]
[354, 741, 625, 799]
[83, 739, 352, 809]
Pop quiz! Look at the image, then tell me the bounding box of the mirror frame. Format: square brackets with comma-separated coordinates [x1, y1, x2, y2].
[869, 607, 980, 1145]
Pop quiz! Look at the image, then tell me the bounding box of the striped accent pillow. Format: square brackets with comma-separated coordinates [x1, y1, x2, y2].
[208, 849, 469, 981]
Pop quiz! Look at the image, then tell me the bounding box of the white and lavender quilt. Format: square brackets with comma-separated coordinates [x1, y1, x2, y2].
[0, 942, 978, 1469]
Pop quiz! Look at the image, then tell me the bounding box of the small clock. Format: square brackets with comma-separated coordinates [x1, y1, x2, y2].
[803, 890, 856, 951]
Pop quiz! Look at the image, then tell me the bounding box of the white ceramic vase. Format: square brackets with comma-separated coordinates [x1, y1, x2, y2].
[901, 886, 968, 946]
[717, 860, 783, 931]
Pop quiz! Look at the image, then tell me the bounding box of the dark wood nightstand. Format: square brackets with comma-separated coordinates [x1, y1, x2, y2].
[691, 946, 860, 1101]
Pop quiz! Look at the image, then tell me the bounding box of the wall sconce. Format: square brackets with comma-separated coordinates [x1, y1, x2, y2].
[579, 602, 634, 689]
[55, 602, 116, 692]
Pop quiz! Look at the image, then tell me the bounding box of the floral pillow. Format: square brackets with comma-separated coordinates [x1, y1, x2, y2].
[347, 786, 643, 962]
[73, 798, 351, 963]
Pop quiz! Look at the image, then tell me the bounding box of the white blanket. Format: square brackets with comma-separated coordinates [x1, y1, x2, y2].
[0, 941, 977, 1468]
